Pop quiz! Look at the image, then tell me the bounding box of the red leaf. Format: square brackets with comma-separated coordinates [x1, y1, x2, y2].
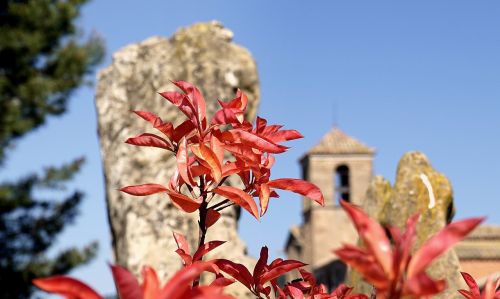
[407, 217, 484, 278]
[193, 240, 226, 262]
[141, 266, 160, 299]
[339, 200, 393, 277]
[255, 116, 267, 133]
[212, 106, 241, 125]
[265, 129, 303, 143]
[131, 110, 173, 140]
[166, 189, 201, 213]
[215, 259, 253, 291]
[222, 144, 261, 167]
[210, 134, 225, 164]
[210, 277, 236, 288]
[158, 261, 216, 299]
[177, 137, 195, 186]
[259, 260, 306, 284]
[334, 245, 388, 290]
[126, 133, 172, 150]
[173, 232, 190, 255]
[221, 161, 246, 178]
[458, 290, 475, 299]
[213, 186, 259, 219]
[172, 119, 196, 143]
[284, 285, 305, 299]
[253, 246, 269, 282]
[184, 285, 235, 299]
[403, 272, 446, 297]
[331, 284, 353, 298]
[110, 265, 142, 299]
[258, 183, 271, 217]
[223, 129, 288, 153]
[267, 178, 324, 206]
[172, 80, 206, 129]
[159, 91, 198, 128]
[191, 143, 222, 183]
[120, 184, 168, 196]
[397, 214, 419, 276]
[206, 209, 221, 228]
[175, 249, 193, 266]
[460, 272, 481, 297]
[190, 164, 211, 178]
[225, 89, 248, 111]
[32, 276, 102, 299]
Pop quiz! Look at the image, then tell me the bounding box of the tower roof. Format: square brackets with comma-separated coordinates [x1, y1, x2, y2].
[307, 127, 375, 155]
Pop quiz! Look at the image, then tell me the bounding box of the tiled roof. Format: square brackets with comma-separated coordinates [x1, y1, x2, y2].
[307, 127, 375, 155]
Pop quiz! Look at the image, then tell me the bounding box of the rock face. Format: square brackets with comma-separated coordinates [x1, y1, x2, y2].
[351, 151, 462, 298]
[95, 21, 259, 297]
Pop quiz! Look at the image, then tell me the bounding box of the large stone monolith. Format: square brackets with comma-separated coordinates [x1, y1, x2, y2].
[95, 21, 259, 297]
[350, 151, 463, 298]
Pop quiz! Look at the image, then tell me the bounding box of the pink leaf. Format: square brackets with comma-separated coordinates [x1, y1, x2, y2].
[120, 184, 168, 196]
[173, 232, 190, 255]
[131, 110, 173, 140]
[141, 266, 160, 299]
[193, 241, 226, 262]
[172, 80, 206, 129]
[110, 265, 143, 299]
[407, 217, 484, 278]
[126, 133, 172, 150]
[259, 260, 306, 284]
[32, 276, 103, 299]
[177, 137, 196, 186]
[258, 183, 271, 217]
[166, 190, 201, 213]
[223, 129, 288, 154]
[215, 259, 253, 291]
[191, 143, 222, 183]
[158, 261, 216, 299]
[213, 186, 259, 219]
[206, 209, 221, 228]
[267, 178, 324, 206]
[339, 200, 393, 277]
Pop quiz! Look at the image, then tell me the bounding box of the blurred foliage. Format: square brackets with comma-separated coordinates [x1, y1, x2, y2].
[0, 0, 104, 297]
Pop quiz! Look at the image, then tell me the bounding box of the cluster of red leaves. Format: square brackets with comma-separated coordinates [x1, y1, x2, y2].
[120, 81, 324, 219]
[32, 261, 233, 299]
[458, 272, 500, 299]
[277, 269, 368, 299]
[215, 246, 305, 298]
[32, 81, 491, 299]
[335, 200, 484, 299]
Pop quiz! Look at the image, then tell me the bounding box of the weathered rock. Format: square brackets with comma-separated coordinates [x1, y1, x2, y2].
[95, 21, 258, 298]
[350, 151, 462, 298]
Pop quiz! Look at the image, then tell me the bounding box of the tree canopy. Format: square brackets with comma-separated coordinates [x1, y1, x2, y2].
[0, 0, 104, 297]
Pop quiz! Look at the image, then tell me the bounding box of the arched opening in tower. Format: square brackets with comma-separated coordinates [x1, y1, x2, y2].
[335, 165, 350, 203]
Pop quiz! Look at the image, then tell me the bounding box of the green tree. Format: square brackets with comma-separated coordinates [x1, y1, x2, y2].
[0, 0, 104, 297]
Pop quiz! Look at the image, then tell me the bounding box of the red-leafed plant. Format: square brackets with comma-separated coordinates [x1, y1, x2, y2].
[33, 82, 326, 298]
[458, 272, 500, 299]
[335, 200, 484, 299]
[32, 81, 488, 299]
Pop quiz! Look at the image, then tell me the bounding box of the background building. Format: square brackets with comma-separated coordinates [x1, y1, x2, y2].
[286, 127, 500, 290]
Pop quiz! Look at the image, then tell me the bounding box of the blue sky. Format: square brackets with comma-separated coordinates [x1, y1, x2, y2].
[4, 1, 500, 295]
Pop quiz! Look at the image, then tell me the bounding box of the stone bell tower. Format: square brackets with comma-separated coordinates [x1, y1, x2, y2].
[285, 127, 374, 290]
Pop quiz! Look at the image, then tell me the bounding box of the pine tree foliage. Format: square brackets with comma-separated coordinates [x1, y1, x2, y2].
[0, 0, 104, 162]
[0, 0, 105, 297]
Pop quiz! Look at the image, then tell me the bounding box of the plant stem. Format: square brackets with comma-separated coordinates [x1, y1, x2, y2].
[214, 202, 234, 212]
[208, 198, 230, 210]
[193, 176, 208, 287]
